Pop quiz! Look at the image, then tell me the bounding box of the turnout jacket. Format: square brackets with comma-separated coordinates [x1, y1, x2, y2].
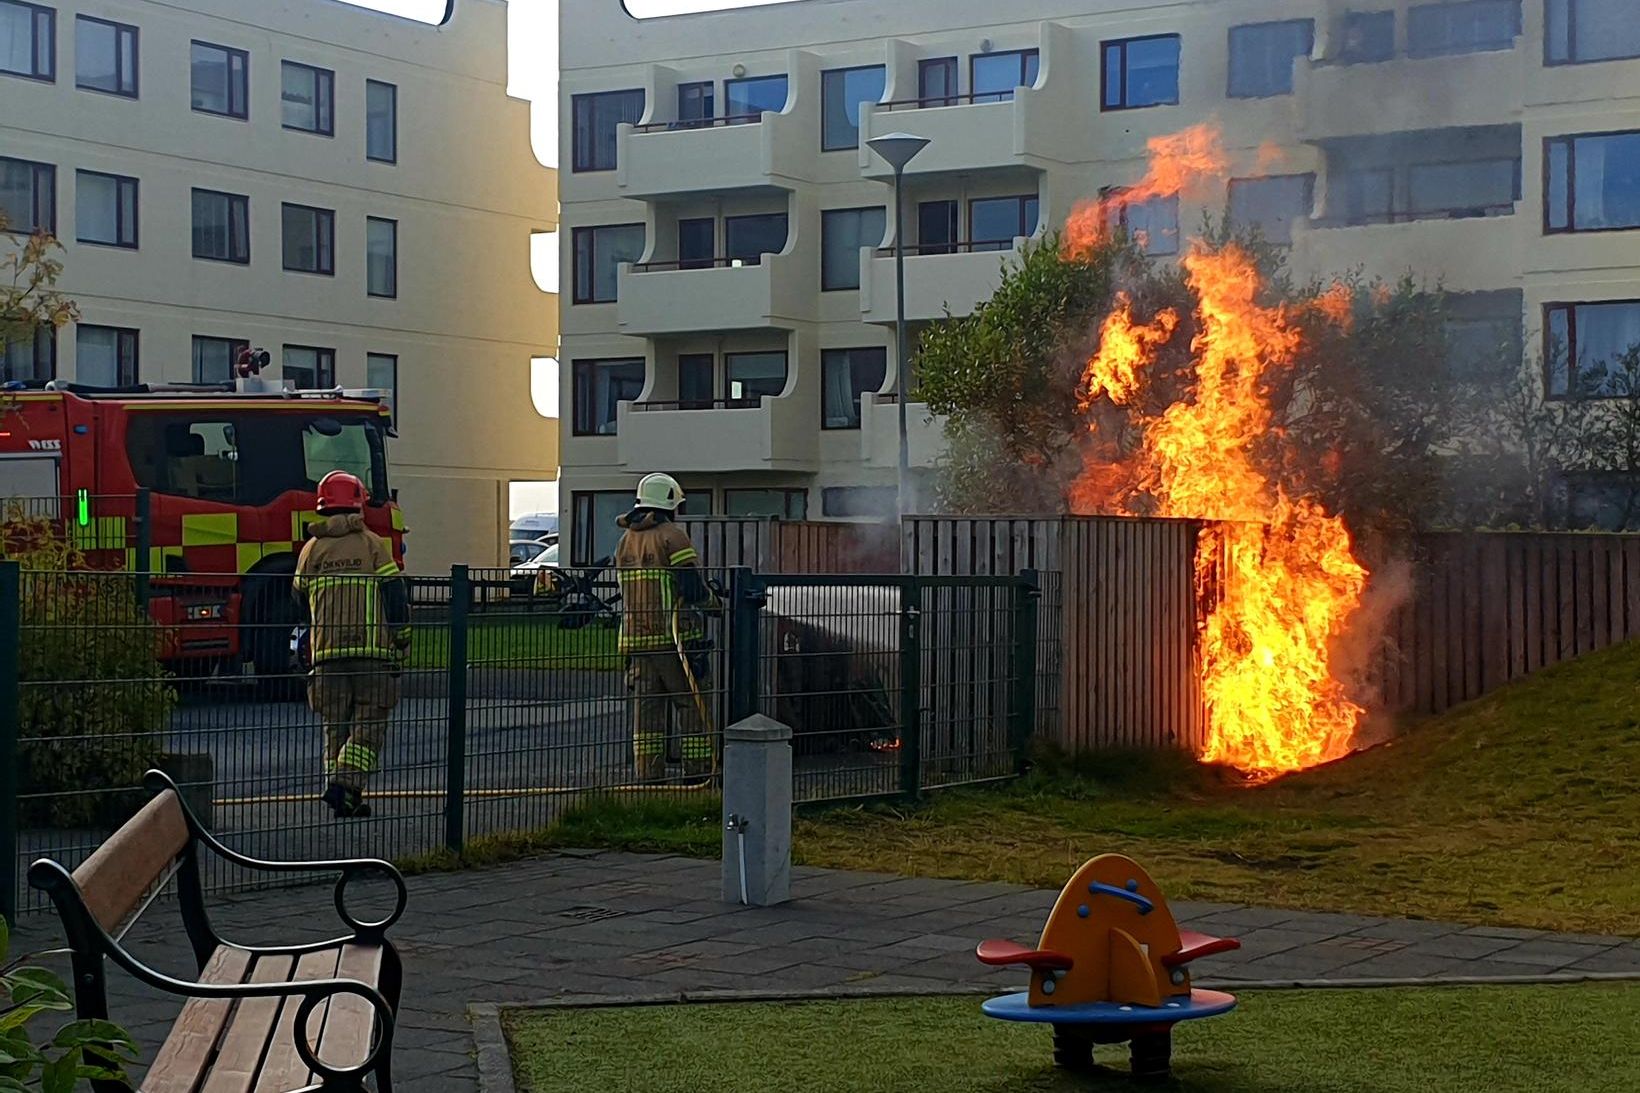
[613, 509, 709, 654]
[292, 514, 411, 664]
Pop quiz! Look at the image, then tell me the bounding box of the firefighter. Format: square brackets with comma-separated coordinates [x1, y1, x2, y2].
[292, 470, 411, 818]
[614, 472, 718, 782]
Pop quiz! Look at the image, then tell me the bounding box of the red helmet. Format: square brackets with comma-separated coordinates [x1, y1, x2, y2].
[316, 470, 367, 513]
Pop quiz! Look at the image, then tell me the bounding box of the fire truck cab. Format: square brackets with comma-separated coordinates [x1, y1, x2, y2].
[0, 373, 405, 681]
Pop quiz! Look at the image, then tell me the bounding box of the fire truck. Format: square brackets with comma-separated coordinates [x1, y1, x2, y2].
[0, 352, 405, 683]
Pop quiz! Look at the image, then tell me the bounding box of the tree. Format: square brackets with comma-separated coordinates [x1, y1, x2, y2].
[1, 209, 77, 381]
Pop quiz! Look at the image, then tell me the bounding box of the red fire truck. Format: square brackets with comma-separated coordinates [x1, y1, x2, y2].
[0, 365, 405, 682]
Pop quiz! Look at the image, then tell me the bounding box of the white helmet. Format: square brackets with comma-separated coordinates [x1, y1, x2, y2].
[635, 472, 684, 511]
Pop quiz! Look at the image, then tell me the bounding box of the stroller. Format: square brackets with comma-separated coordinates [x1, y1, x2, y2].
[533, 558, 622, 630]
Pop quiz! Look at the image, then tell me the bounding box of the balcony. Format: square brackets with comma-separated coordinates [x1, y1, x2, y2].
[617, 113, 806, 199]
[1289, 211, 1522, 291]
[617, 251, 808, 335]
[859, 241, 1027, 325]
[616, 396, 818, 473]
[859, 91, 1055, 180]
[860, 394, 945, 470]
[1295, 50, 1522, 141]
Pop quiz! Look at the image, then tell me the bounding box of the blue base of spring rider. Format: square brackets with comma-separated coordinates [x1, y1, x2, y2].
[982, 988, 1238, 1026]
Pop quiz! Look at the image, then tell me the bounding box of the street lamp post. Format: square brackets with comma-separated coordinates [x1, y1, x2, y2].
[867, 132, 930, 523]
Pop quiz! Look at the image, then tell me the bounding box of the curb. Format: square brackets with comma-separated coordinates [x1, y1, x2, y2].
[470, 1004, 516, 1093]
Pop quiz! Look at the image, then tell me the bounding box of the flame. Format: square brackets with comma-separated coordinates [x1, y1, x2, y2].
[1069, 128, 1369, 780]
[1065, 124, 1228, 256]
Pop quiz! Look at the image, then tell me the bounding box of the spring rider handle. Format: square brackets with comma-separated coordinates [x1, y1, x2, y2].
[1088, 880, 1154, 915]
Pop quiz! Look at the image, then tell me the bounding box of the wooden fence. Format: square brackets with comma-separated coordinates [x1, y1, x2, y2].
[676, 517, 897, 574]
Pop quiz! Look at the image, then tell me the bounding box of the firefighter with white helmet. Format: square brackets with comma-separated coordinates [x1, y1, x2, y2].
[613, 472, 717, 782]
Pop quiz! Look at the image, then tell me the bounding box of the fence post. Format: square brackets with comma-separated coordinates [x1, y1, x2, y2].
[133, 488, 151, 609]
[0, 562, 20, 925]
[727, 567, 765, 724]
[444, 565, 469, 855]
[898, 576, 923, 801]
[1011, 569, 1041, 775]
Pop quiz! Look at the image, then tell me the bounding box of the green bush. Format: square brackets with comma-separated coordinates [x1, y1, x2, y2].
[0, 916, 138, 1091]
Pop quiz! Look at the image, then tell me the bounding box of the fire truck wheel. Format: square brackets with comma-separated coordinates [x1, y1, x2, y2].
[246, 579, 303, 701]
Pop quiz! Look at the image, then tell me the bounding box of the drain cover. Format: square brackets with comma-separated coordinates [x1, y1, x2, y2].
[561, 905, 626, 922]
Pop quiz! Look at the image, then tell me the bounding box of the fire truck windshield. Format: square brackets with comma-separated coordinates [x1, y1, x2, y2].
[125, 410, 389, 506]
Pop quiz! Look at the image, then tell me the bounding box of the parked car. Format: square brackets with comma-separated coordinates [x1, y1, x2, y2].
[509, 536, 557, 568]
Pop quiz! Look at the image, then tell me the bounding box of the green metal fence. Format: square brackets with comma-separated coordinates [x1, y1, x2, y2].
[0, 559, 1038, 919]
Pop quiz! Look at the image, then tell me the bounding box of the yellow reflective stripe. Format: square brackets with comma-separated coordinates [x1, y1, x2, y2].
[72, 516, 127, 551]
[337, 743, 378, 771]
[390, 506, 406, 531]
[681, 737, 713, 759]
[312, 648, 396, 662]
[292, 510, 321, 541]
[633, 734, 666, 757]
[375, 562, 400, 577]
[181, 513, 237, 546]
[669, 547, 698, 564]
[239, 541, 293, 573]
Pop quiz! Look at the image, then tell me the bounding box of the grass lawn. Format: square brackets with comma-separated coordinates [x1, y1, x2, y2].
[407, 616, 622, 671]
[506, 986, 1640, 1093]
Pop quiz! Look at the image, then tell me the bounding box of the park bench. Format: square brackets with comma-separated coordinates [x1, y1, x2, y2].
[28, 770, 404, 1093]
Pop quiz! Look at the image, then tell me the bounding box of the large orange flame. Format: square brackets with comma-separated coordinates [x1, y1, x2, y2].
[1069, 128, 1369, 779]
[1065, 124, 1229, 256]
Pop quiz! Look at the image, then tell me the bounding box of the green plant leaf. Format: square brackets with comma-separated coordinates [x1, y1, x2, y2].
[40, 1052, 76, 1093]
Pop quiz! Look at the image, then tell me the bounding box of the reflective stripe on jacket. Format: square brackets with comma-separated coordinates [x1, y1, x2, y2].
[293, 513, 407, 663]
[614, 510, 705, 655]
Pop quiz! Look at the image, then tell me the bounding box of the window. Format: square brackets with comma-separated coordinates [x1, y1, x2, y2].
[1443, 289, 1522, 379]
[1, 325, 54, 383]
[1107, 192, 1180, 255]
[1340, 10, 1396, 63]
[282, 203, 334, 275]
[1228, 20, 1313, 98]
[572, 358, 644, 436]
[1546, 131, 1640, 233]
[1337, 167, 1394, 224]
[1547, 0, 1640, 65]
[821, 347, 887, 429]
[725, 351, 787, 405]
[724, 489, 807, 519]
[1562, 474, 1640, 531]
[918, 200, 959, 253]
[724, 74, 787, 120]
[191, 189, 249, 263]
[970, 49, 1038, 104]
[367, 353, 398, 421]
[725, 212, 787, 265]
[366, 79, 397, 162]
[918, 56, 957, 106]
[191, 335, 248, 383]
[821, 207, 886, 290]
[969, 194, 1039, 251]
[191, 41, 248, 118]
[281, 61, 334, 135]
[1407, 0, 1520, 58]
[1228, 174, 1314, 245]
[1545, 301, 1640, 398]
[75, 15, 136, 97]
[822, 485, 895, 518]
[571, 223, 644, 304]
[678, 217, 714, 269]
[1102, 35, 1180, 110]
[679, 353, 714, 408]
[821, 65, 886, 151]
[0, 0, 53, 81]
[283, 345, 335, 389]
[367, 217, 397, 298]
[1407, 158, 1519, 217]
[75, 170, 137, 248]
[678, 80, 714, 124]
[572, 89, 644, 171]
[76, 324, 137, 387]
[0, 157, 54, 234]
[126, 412, 386, 506]
[571, 491, 632, 565]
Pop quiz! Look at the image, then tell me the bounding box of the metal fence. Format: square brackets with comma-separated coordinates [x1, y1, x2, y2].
[0, 560, 1037, 917]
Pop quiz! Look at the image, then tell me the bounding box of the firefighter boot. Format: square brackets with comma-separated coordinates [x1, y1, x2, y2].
[322, 782, 372, 819]
[681, 758, 713, 786]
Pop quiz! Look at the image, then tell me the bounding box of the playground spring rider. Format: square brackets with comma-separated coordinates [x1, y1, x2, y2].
[975, 853, 1241, 1078]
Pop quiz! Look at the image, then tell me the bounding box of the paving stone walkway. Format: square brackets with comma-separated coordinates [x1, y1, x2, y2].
[13, 851, 1638, 1092]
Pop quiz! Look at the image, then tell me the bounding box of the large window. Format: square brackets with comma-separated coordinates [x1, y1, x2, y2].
[1227, 174, 1313, 245]
[190, 41, 248, 118]
[572, 358, 644, 436]
[1340, 10, 1396, 63]
[918, 56, 957, 107]
[76, 324, 137, 387]
[918, 200, 959, 253]
[571, 223, 644, 304]
[367, 353, 398, 421]
[282, 203, 335, 274]
[1407, 0, 1520, 58]
[1101, 35, 1180, 111]
[75, 15, 136, 97]
[1444, 289, 1522, 380]
[724, 489, 807, 519]
[970, 49, 1038, 104]
[822, 485, 895, 518]
[282, 60, 334, 136]
[679, 353, 714, 408]
[1228, 20, 1312, 98]
[677, 80, 714, 124]
[821, 347, 887, 429]
[724, 74, 787, 120]
[821, 65, 885, 151]
[1, 0, 53, 81]
[1, 325, 54, 383]
[1547, 0, 1640, 65]
[367, 217, 397, 298]
[1407, 157, 1519, 217]
[75, 170, 137, 248]
[1, 157, 54, 234]
[1546, 300, 1640, 398]
[283, 345, 335, 389]
[969, 194, 1039, 251]
[571, 89, 644, 171]
[678, 217, 714, 268]
[191, 335, 248, 383]
[571, 490, 631, 565]
[1336, 167, 1394, 224]
[1546, 131, 1640, 233]
[725, 213, 787, 265]
[725, 350, 787, 405]
[820, 206, 886, 291]
[1108, 192, 1180, 255]
[366, 79, 397, 162]
[192, 189, 249, 263]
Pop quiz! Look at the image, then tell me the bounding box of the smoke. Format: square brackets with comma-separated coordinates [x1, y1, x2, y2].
[1329, 553, 1415, 751]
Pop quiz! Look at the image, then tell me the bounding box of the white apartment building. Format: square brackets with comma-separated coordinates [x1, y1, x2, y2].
[1, 0, 555, 570]
[557, 0, 1640, 563]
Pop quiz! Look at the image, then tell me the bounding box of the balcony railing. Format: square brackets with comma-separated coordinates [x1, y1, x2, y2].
[631, 255, 775, 272]
[874, 240, 1022, 257]
[877, 91, 1028, 111]
[630, 398, 770, 412]
[632, 113, 766, 132]
[1312, 202, 1516, 228]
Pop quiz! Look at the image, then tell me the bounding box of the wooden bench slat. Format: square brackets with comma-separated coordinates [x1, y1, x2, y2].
[198, 955, 297, 1093]
[143, 947, 255, 1093]
[252, 949, 342, 1093]
[73, 791, 190, 933]
[317, 944, 386, 1070]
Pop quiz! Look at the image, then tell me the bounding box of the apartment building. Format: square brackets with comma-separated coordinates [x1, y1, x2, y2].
[1, 0, 555, 570]
[558, 0, 1640, 562]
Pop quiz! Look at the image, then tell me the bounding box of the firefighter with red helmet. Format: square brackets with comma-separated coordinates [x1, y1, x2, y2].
[292, 470, 411, 818]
